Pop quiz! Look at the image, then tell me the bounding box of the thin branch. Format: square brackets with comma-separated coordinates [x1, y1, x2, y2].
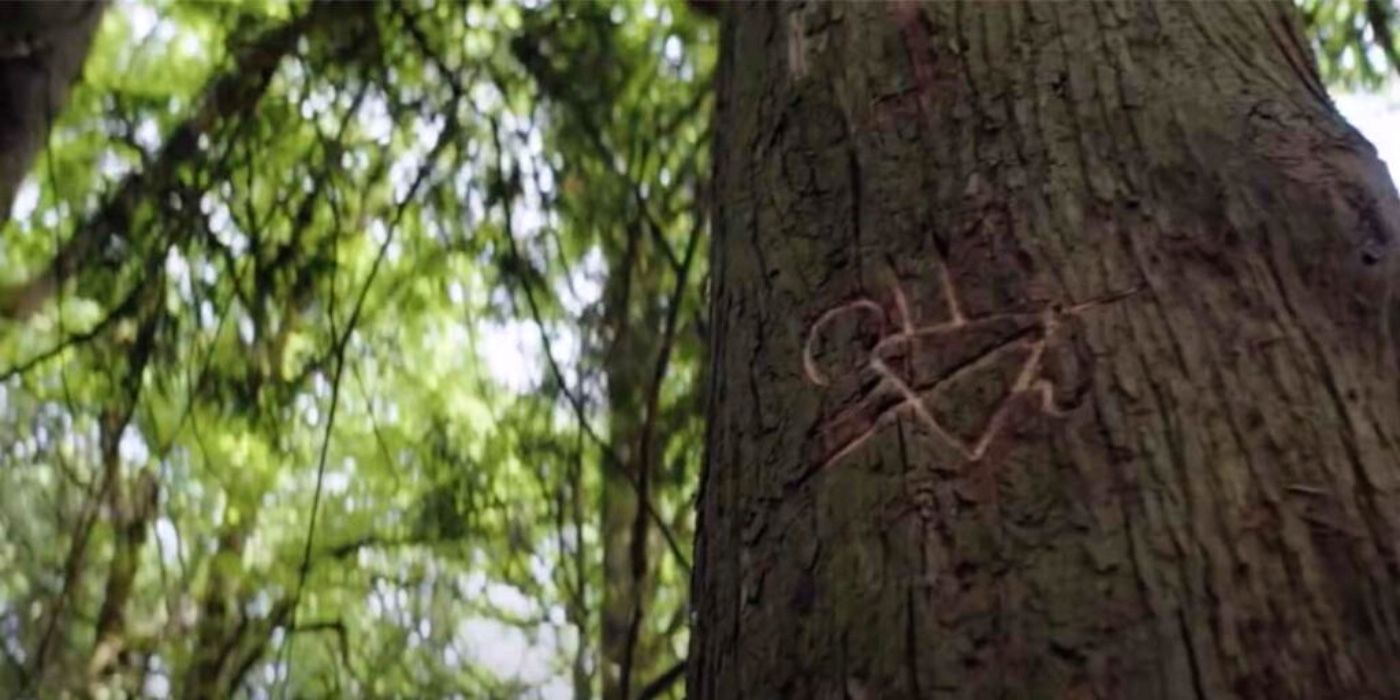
[620, 203, 704, 699]
[0, 272, 145, 382]
[1366, 0, 1400, 72]
[276, 111, 458, 698]
[24, 290, 161, 694]
[287, 619, 355, 680]
[489, 120, 692, 574]
[636, 660, 686, 700]
[0, 1, 368, 321]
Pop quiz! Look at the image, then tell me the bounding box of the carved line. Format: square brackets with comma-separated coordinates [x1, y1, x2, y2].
[892, 282, 915, 335]
[803, 265, 1138, 474]
[801, 299, 886, 387]
[939, 266, 965, 326]
[871, 357, 968, 458]
[803, 268, 978, 469]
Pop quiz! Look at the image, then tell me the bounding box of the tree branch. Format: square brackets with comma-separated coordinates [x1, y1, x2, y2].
[636, 660, 686, 700]
[490, 119, 692, 574]
[0, 0, 373, 320]
[276, 104, 458, 698]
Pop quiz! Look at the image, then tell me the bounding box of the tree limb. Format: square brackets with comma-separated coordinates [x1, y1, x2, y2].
[0, 0, 373, 321]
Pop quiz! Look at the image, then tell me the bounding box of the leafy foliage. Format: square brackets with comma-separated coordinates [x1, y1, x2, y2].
[0, 0, 708, 697]
[1300, 0, 1400, 88]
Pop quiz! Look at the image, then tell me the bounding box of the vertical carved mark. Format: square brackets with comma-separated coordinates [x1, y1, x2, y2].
[888, 1, 939, 122]
[892, 273, 915, 336]
[788, 10, 808, 79]
[941, 265, 966, 326]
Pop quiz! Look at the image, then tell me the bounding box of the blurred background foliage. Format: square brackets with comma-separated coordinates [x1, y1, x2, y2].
[0, 1, 1390, 698]
[1300, 0, 1400, 88]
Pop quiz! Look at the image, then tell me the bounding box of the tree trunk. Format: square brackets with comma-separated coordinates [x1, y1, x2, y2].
[690, 2, 1400, 698]
[0, 1, 105, 223]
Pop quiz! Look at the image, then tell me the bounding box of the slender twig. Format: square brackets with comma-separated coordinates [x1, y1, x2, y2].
[636, 659, 686, 700]
[24, 295, 159, 695]
[619, 205, 704, 699]
[489, 120, 692, 574]
[1366, 0, 1400, 71]
[0, 285, 145, 381]
[277, 113, 457, 698]
[0, 2, 355, 321]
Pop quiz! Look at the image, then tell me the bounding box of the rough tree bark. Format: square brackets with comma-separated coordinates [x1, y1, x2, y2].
[690, 2, 1400, 698]
[0, 1, 105, 224]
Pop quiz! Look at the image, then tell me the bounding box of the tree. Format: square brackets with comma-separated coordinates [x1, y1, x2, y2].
[0, 1, 104, 224]
[512, 6, 710, 698]
[690, 2, 1400, 697]
[1, 0, 1395, 697]
[0, 1, 709, 696]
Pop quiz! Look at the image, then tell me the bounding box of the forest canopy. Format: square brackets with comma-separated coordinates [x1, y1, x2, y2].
[0, 1, 1393, 698]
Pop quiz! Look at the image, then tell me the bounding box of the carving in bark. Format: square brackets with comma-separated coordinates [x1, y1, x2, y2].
[690, 2, 1400, 697]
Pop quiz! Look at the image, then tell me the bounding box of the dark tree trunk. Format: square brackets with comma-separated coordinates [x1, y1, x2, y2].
[0, 1, 105, 222]
[690, 2, 1400, 698]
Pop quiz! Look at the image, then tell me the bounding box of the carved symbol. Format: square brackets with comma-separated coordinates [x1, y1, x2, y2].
[802, 266, 1137, 477]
